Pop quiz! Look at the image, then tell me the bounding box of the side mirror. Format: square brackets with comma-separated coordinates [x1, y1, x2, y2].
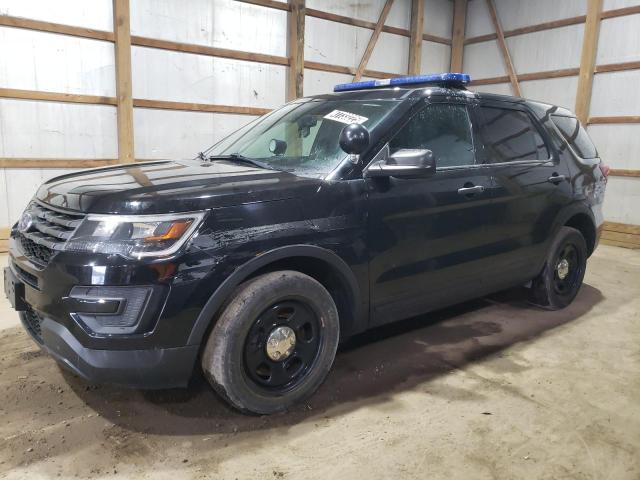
[339, 123, 370, 155]
[364, 149, 436, 179]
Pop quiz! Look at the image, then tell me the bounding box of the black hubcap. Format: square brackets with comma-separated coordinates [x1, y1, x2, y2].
[553, 243, 580, 295]
[243, 300, 321, 391]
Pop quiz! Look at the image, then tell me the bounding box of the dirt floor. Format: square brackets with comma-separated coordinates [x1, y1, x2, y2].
[0, 245, 638, 479]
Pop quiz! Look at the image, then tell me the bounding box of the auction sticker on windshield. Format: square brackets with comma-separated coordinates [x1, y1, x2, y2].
[324, 110, 368, 125]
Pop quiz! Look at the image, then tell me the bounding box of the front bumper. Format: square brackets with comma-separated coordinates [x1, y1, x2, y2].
[22, 313, 198, 388]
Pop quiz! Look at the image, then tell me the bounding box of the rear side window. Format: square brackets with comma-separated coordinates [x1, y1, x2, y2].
[389, 103, 475, 167]
[551, 115, 598, 159]
[476, 106, 549, 163]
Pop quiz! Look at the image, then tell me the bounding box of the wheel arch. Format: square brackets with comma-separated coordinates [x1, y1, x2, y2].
[187, 245, 363, 345]
[553, 202, 598, 257]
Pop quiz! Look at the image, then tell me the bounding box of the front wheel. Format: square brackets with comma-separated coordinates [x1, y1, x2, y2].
[201, 270, 340, 414]
[529, 226, 587, 310]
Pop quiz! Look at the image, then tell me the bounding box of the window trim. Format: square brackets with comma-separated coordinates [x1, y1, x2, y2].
[472, 100, 555, 166]
[367, 100, 478, 173]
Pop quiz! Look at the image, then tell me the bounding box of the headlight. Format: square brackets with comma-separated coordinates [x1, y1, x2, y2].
[65, 212, 206, 259]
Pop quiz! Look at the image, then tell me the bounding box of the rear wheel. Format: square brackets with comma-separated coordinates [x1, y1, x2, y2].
[530, 226, 587, 310]
[201, 270, 339, 414]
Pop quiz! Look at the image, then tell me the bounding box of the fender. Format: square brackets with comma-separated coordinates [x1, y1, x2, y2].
[187, 244, 362, 345]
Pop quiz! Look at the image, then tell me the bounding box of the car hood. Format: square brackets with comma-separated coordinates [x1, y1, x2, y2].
[36, 160, 323, 214]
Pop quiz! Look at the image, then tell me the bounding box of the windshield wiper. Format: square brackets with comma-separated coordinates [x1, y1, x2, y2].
[206, 153, 276, 171]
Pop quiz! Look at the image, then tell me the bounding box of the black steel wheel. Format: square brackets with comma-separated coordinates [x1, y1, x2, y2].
[530, 226, 587, 310]
[243, 300, 322, 392]
[201, 271, 339, 414]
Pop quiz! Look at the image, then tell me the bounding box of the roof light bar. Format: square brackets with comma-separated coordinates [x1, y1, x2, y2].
[333, 73, 471, 92]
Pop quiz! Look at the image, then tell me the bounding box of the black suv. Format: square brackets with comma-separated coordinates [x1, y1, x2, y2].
[4, 74, 607, 414]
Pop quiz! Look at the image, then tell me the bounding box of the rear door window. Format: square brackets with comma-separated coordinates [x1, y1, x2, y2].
[389, 103, 475, 168]
[551, 115, 598, 159]
[476, 106, 549, 163]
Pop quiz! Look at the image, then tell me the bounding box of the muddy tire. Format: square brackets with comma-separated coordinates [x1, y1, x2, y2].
[529, 226, 587, 310]
[201, 270, 339, 414]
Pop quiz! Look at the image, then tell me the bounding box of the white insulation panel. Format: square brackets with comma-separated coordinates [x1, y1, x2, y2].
[0, 99, 118, 158]
[603, 177, 640, 225]
[591, 70, 640, 117]
[131, 0, 287, 57]
[597, 14, 640, 65]
[604, 0, 640, 8]
[133, 108, 255, 160]
[519, 76, 579, 110]
[463, 41, 506, 79]
[421, 41, 451, 74]
[304, 69, 352, 97]
[305, 0, 411, 30]
[492, 0, 586, 32]
[132, 47, 286, 108]
[0, 27, 116, 97]
[588, 124, 640, 171]
[0, 0, 113, 31]
[424, 0, 453, 39]
[506, 24, 584, 75]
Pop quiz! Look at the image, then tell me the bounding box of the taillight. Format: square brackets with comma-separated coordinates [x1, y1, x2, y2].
[599, 162, 610, 179]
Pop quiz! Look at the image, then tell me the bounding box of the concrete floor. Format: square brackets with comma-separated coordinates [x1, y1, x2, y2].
[0, 246, 638, 479]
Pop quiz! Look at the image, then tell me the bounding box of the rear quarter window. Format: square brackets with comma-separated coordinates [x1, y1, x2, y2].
[551, 115, 598, 159]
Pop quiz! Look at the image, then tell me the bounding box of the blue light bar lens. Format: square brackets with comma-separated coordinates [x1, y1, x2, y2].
[333, 73, 471, 92]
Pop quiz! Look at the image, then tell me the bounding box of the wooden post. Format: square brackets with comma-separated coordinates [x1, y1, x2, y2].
[450, 0, 467, 72]
[287, 0, 305, 101]
[575, 0, 603, 124]
[408, 0, 424, 75]
[354, 0, 395, 81]
[113, 0, 134, 163]
[486, 0, 521, 97]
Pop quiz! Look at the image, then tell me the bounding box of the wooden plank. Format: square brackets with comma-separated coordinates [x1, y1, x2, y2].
[133, 99, 271, 116]
[0, 227, 10, 240]
[304, 7, 450, 45]
[600, 238, 640, 249]
[0, 159, 122, 168]
[608, 168, 640, 177]
[113, 0, 135, 164]
[450, 0, 467, 72]
[0, 14, 114, 42]
[604, 222, 640, 235]
[304, 61, 395, 80]
[575, 0, 603, 125]
[408, 0, 424, 75]
[131, 36, 289, 66]
[588, 116, 640, 125]
[287, 0, 305, 100]
[0, 87, 116, 105]
[595, 60, 640, 74]
[601, 231, 640, 246]
[486, 0, 521, 97]
[235, 0, 290, 11]
[354, 0, 395, 81]
[601, 5, 640, 20]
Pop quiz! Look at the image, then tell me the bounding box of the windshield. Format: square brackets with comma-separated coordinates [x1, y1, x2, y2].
[201, 99, 400, 177]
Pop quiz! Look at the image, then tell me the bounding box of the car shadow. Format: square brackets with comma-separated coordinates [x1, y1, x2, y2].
[64, 284, 604, 435]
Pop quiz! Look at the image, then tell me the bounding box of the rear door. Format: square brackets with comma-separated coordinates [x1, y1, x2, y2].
[471, 101, 573, 285]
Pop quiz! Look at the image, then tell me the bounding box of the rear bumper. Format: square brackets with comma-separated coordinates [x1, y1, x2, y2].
[23, 313, 199, 389]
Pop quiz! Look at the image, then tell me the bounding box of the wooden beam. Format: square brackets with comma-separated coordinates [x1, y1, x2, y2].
[486, 0, 521, 96]
[287, 0, 305, 101]
[608, 169, 640, 178]
[595, 60, 640, 74]
[588, 116, 640, 125]
[133, 99, 271, 116]
[575, 0, 604, 125]
[113, 0, 135, 163]
[465, 15, 586, 45]
[0, 87, 116, 105]
[354, 0, 395, 81]
[601, 4, 640, 20]
[408, 0, 424, 75]
[0, 15, 114, 42]
[304, 61, 396, 80]
[450, 0, 467, 72]
[0, 159, 122, 168]
[131, 36, 289, 66]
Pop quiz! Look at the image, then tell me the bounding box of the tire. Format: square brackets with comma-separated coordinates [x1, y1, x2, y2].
[201, 270, 340, 414]
[529, 226, 588, 310]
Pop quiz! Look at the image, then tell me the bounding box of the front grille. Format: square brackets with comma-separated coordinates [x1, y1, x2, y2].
[13, 262, 38, 288]
[17, 203, 85, 267]
[23, 307, 43, 343]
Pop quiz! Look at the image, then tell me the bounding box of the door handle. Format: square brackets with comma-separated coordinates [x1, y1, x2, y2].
[547, 174, 566, 184]
[457, 185, 485, 196]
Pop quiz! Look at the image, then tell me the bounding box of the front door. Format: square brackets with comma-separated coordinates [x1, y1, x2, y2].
[366, 100, 498, 326]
